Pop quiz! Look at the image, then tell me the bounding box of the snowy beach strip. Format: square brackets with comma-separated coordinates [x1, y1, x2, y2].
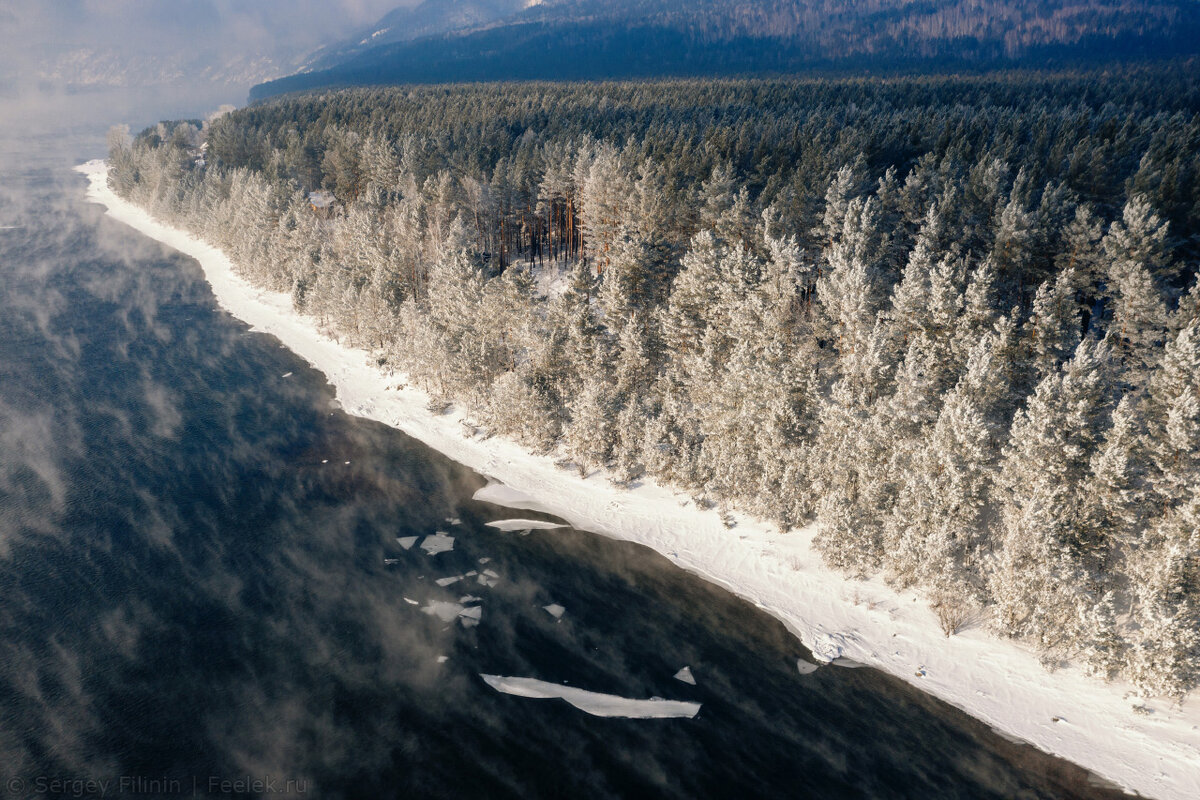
[77, 160, 1200, 800]
[480, 675, 701, 719]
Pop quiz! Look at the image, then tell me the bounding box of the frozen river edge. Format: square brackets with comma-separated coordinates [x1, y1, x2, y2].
[78, 160, 1200, 800]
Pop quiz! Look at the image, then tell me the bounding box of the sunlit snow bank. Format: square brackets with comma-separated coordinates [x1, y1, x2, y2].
[480, 674, 701, 719]
[473, 481, 564, 517]
[78, 160, 1200, 800]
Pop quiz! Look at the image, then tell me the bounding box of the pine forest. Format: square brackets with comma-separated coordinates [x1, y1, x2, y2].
[109, 68, 1200, 700]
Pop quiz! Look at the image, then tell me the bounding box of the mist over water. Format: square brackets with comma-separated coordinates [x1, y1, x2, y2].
[0, 93, 1127, 799]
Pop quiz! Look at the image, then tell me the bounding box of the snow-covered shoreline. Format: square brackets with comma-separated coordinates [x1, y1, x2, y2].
[77, 160, 1200, 799]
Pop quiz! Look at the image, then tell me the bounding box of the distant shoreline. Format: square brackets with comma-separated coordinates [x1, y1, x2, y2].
[77, 159, 1200, 800]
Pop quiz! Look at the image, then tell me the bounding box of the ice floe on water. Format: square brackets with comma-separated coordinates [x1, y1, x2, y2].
[421, 532, 455, 555]
[435, 575, 463, 587]
[403, 597, 419, 606]
[445, 517, 462, 526]
[796, 660, 821, 675]
[422, 600, 482, 626]
[477, 569, 500, 587]
[396, 536, 419, 550]
[543, 603, 565, 619]
[673, 666, 696, 685]
[486, 518, 566, 532]
[479, 675, 701, 719]
[422, 600, 464, 622]
[436, 656, 449, 664]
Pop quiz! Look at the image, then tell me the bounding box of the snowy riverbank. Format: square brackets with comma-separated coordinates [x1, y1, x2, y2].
[77, 160, 1200, 800]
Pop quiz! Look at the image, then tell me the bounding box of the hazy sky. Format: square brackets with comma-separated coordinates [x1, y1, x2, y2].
[0, 1, 415, 92]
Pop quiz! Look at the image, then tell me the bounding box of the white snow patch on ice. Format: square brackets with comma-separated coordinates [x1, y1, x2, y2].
[420, 533, 455, 555]
[673, 666, 696, 685]
[831, 657, 867, 669]
[79, 160, 1200, 800]
[480, 674, 700, 719]
[474, 482, 563, 518]
[486, 518, 566, 531]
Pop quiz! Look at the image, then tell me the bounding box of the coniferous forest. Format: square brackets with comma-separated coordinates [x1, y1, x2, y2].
[110, 68, 1200, 700]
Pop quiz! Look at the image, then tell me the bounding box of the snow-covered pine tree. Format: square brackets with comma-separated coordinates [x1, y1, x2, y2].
[579, 143, 632, 274]
[884, 205, 941, 345]
[1028, 268, 1082, 381]
[813, 162, 867, 249]
[660, 231, 722, 358]
[551, 258, 606, 392]
[1171, 274, 1200, 335]
[991, 339, 1115, 658]
[1103, 195, 1172, 282]
[1143, 321, 1200, 510]
[812, 321, 896, 575]
[1127, 490, 1200, 701]
[562, 375, 617, 476]
[640, 368, 703, 488]
[886, 331, 1006, 599]
[816, 198, 886, 357]
[952, 258, 999, 364]
[1104, 257, 1169, 384]
[609, 313, 657, 485]
[1055, 205, 1105, 327]
[1073, 395, 1151, 678]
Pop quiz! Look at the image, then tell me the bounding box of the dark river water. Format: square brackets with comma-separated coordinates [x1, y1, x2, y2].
[0, 93, 1126, 800]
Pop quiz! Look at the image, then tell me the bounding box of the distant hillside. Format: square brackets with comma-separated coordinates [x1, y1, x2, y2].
[303, 0, 532, 72]
[253, 0, 1200, 100]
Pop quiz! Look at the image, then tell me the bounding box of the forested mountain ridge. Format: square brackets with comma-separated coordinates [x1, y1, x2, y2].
[252, 0, 1200, 99]
[304, 0, 532, 73]
[113, 69, 1200, 700]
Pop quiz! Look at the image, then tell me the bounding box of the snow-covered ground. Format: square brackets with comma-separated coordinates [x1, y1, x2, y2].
[77, 160, 1200, 800]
